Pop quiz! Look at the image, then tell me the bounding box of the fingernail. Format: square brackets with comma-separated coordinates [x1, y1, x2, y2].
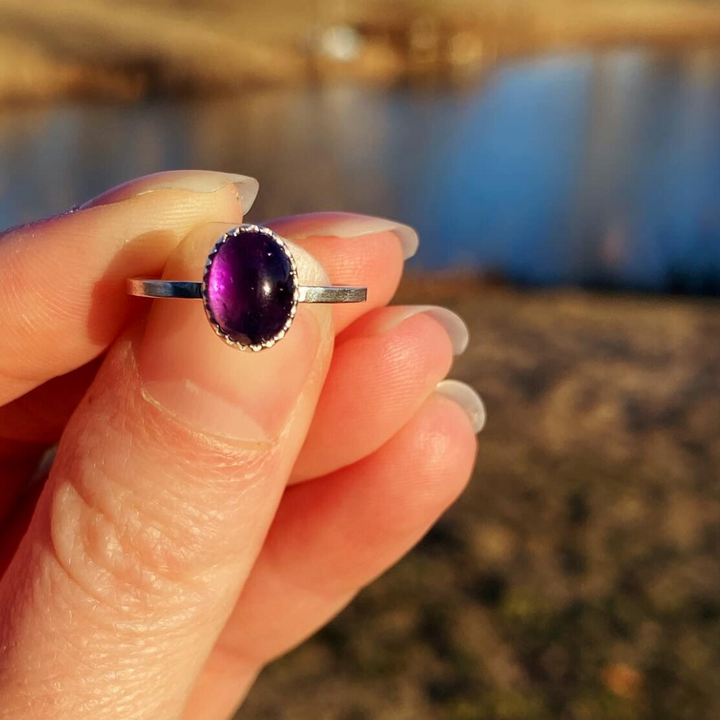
[435, 380, 486, 434]
[382, 306, 468, 355]
[267, 212, 419, 260]
[137, 223, 329, 442]
[80, 170, 260, 213]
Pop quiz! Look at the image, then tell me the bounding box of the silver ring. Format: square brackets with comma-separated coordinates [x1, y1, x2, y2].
[126, 279, 367, 304]
[127, 224, 367, 352]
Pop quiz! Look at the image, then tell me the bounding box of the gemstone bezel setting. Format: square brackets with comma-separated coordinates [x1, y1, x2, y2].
[201, 224, 300, 352]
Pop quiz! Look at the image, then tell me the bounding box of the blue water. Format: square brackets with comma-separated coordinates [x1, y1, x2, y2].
[0, 49, 719, 293]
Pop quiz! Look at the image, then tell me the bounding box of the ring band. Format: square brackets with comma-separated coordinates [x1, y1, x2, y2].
[127, 279, 367, 304]
[127, 224, 367, 352]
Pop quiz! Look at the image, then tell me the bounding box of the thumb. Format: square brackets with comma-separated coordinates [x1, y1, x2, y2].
[0, 223, 333, 720]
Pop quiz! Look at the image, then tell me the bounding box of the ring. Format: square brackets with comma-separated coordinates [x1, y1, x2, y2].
[127, 224, 367, 351]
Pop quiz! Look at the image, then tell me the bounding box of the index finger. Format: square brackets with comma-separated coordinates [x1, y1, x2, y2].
[0, 170, 256, 406]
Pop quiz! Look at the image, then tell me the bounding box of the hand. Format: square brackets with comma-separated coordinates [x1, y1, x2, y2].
[0, 171, 482, 720]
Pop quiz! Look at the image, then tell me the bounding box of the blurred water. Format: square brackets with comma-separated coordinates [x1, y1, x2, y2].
[0, 49, 718, 293]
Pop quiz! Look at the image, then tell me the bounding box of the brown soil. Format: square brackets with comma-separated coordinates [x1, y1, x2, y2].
[238, 280, 720, 720]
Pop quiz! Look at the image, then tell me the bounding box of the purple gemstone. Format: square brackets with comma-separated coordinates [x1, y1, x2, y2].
[204, 228, 296, 346]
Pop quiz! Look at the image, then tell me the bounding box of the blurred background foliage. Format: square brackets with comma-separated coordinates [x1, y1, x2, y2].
[1, 0, 720, 100]
[0, 1, 719, 718]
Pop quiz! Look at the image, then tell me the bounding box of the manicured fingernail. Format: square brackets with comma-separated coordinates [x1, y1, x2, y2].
[383, 306, 468, 355]
[80, 170, 260, 213]
[267, 212, 419, 259]
[138, 223, 328, 442]
[435, 380, 486, 433]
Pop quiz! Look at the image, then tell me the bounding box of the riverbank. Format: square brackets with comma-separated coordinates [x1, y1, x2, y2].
[2, 0, 720, 102]
[241, 280, 720, 720]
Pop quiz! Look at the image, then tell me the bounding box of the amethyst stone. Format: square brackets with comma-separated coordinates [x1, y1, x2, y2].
[204, 228, 296, 346]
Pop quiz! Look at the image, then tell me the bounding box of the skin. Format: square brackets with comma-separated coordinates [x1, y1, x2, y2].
[0, 171, 478, 720]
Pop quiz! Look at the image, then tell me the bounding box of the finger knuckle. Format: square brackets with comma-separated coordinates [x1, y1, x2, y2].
[43, 342, 282, 616]
[46, 419, 277, 615]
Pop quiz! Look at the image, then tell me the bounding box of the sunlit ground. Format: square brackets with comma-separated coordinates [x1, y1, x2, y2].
[243, 279, 720, 720]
